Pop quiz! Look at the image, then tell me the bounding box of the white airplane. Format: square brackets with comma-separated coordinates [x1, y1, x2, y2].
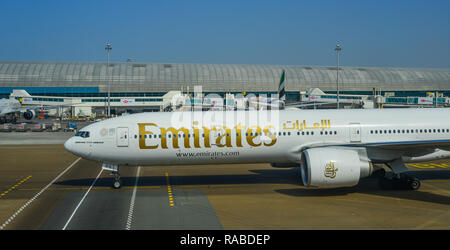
[0, 90, 66, 123]
[0, 98, 37, 123]
[64, 108, 450, 190]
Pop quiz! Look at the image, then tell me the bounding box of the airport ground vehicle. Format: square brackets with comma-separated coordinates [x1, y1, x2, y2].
[64, 122, 77, 132]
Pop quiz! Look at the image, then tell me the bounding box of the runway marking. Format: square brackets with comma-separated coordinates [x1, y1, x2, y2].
[62, 168, 103, 230]
[165, 172, 175, 207]
[126, 166, 141, 230]
[0, 175, 32, 198]
[408, 163, 450, 169]
[0, 157, 81, 230]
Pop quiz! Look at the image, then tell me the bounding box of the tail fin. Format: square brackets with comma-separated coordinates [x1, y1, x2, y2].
[12, 89, 32, 97]
[278, 70, 286, 101]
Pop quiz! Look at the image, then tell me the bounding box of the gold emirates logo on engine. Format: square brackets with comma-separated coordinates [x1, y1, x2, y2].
[324, 161, 338, 179]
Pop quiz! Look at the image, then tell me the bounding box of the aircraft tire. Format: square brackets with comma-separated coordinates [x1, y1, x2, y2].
[113, 180, 122, 189]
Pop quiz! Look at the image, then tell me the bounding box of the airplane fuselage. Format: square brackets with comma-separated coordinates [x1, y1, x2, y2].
[65, 108, 450, 166]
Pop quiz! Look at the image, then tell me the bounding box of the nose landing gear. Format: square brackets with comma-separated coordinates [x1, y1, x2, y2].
[102, 163, 122, 189]
[112, 170, 122, 189]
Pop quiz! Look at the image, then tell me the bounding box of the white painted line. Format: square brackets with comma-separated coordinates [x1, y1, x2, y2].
[62, 168, 103, 230]
[126, 166, 141, 230]
[0, 157, 82, 230]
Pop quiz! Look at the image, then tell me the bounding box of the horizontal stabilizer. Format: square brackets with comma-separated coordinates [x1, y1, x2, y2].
[12, 89, 32, 97]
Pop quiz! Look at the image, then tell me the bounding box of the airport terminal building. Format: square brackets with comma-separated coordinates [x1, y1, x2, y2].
[0, 60, 449, 114]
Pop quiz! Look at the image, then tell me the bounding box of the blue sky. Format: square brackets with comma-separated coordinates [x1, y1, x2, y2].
[0, 0, 449, 68]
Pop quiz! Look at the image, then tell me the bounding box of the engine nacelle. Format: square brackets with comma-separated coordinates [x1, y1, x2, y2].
[300, 148, 371, 188]
[270, 162, 299, 168]
[23, 110, 35, 120]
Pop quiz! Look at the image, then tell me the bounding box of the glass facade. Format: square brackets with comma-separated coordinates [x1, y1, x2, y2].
[0, 61, 448, 100]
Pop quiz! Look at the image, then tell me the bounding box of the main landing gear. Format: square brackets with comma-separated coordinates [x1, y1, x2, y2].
[376, 159, 421, 190]
[102, 163, 122, 189]
[378, 172, 421, 190]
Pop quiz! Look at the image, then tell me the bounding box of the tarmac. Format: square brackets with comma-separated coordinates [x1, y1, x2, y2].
[0, 133, 449, 230]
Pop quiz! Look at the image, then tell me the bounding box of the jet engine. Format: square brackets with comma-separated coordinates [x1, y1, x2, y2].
[23, 110, 36, 120]
[300, 148, 371, 188]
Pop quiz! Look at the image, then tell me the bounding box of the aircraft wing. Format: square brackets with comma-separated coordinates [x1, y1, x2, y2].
[19, 103, 72, 111]
[293, 139, 450, 153]
[361, 139, 450, 151]
[0, 107, 15, 116]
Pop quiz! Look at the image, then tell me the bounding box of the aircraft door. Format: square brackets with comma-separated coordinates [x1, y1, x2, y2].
[117, 127, 129, 147]
[349, 123, 361, 142]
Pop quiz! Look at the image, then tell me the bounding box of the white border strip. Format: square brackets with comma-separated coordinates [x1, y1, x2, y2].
[126, 166, 141, 230]
[0, 157, 82, 230]
[62, 168, 103, 230]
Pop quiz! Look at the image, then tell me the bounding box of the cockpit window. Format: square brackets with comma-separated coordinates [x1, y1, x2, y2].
[75, 131, 90, 138]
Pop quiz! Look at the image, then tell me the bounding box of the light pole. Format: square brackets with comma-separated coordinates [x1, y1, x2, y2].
[335, 43, 341, 109]
[105, 42, 112, 116]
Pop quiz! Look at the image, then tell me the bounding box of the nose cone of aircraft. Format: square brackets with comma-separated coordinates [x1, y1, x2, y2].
[64, 137, 74, 153]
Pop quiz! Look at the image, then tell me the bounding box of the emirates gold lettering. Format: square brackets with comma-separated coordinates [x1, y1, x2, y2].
[138, 123, 159, 149]
[263, 125, 277, 146]
[160, 127, 190, 149]
[138, 122, 278, 150]
[215, 126, 232, 148]
[246, 125, 262, 147]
